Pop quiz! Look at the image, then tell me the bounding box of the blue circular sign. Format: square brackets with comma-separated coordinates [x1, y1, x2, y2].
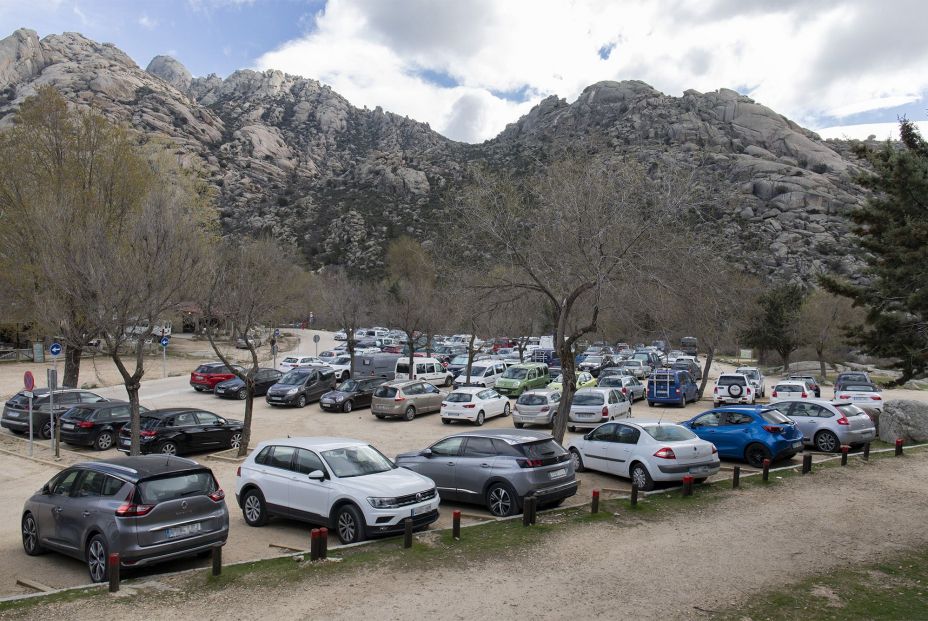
[274, 328, 281, 337]
[49, 343, 62, 356]
[160, 336, 170, 347]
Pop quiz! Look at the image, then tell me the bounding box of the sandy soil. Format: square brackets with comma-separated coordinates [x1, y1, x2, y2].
[0, 331, 924, 599]
[8, 448, 928, 620]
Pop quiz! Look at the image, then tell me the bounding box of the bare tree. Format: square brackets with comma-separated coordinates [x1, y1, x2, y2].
[799, 289, 863, 378]
[317, 268, 378, 375]
[454, 159, 698, 442]
[202, 238, 305, 457]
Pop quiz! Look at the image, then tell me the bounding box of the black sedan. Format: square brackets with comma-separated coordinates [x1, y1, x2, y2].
[319, 378, 385, 413]
[60, 401, 149, 451]
[214, 368, 281, 399]
[117, 408, 242, 456]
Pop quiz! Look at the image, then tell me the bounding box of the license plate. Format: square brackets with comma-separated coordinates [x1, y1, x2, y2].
[166, 522, 201, 539]
[321, 400, 332, 405]
[411, 503, 432, 516]
[689, 466, 709, 475]
[8, 412, 19, 418]
[792, 441, 802, 448]
[445, 411, 458, 416]
[62, 423, 75, 430]
[548, 468, 567, 479]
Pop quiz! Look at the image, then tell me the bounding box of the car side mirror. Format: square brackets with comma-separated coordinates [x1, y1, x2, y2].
[41, 484, 50, 495]
[217, 419, 226, 426]
[307, 470, 325, 481]
[420, 448, 433, 458]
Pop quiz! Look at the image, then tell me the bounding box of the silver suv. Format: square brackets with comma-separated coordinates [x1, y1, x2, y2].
[735, 366, 766, 397]
[371, 380, 443, 421]
[21, 456, 229, 582]
[395, 430, 578, 517]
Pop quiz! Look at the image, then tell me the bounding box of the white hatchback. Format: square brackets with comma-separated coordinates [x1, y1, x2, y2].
[569, 420, 720, 490]
[769, 381, 813, 403]
[235, 437, 440, 544]
[278, 355, 323, 373]
[441, 387, 511, 426]
[567, 387, 631, 432]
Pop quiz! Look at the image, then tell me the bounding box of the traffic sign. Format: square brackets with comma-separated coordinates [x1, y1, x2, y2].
[313, 334, 320, 344]
[24, 371, 34, 391]
[274, 328, 281, 338]
[160, 336, 170, 347]
[49, 342, 62, 356]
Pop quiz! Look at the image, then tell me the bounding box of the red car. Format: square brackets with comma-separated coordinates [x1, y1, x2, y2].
[190, 362, 244, 392]
[381, 345, 404, 354]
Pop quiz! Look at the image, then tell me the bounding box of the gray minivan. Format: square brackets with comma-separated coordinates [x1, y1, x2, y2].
[21, 455, 229, 582]
[351, 353, 402, 381]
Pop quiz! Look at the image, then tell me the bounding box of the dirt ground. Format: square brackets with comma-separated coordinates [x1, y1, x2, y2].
[8, 447, 928, 620]
[0, 330, 924, 598]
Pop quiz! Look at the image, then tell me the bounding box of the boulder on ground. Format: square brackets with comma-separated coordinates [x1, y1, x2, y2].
[878, 400, 928, 443]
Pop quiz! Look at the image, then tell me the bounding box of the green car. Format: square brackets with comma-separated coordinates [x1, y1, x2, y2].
[494, 363, 550, 397]
[547, 371, 597, 392]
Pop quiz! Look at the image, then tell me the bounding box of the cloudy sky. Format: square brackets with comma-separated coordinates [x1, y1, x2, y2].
[2, 0, 927, 143]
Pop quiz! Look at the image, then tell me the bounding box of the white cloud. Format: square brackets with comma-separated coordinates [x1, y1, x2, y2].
[815, 121, 928, 141]
[138, 14, 158, 30]
[254, 0, 928, 143]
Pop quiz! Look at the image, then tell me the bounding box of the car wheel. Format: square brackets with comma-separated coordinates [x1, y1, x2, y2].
[713, 401, 720, 408]
[341, 371, 349, 381]
[815, 430, 840, 453]
[679, 395, 686, 408]
[342, 400, 353, 413]
[375, 414, 385, 420]
[86, 534, 108, 583]
[403, 406, 416, 421]
[630, 462, 654, 491]
[503, 403, 511, 417]
[159, 441, 178, 456]
[569, 448, 585, 472]
[441, 418, 451, 424]
[475, 411, 485, 426]
[514, 422, 524, 429]
[568, 425, 576, 433]
[238, 388, 247, 400]
[242, 489, 269, 526]
[22, 513, 44, 556]
[486, 483, 519, 517]
[297, 395, 307, 408]
[444, 376, 452, 387]
[229, 432, 242, 450]
[647, 401, 654, 407]
[193, 386, 203, 392]
[40, 420, 52, 440]
[93, 430, 114, 451]
[744, 443, 772, 468]
[334, 504, 365, 544]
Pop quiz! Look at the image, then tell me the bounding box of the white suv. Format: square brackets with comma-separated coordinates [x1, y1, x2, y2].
[735, 366, 766, 397]
[713, 373, 756, 407]
[235, 437, 440, 544]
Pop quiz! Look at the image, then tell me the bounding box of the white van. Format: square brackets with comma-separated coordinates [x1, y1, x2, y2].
[395, 357, 453, 387]
[453, 360, 509, 388]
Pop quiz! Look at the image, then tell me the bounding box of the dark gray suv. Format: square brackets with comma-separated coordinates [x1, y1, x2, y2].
[395, 430, 578, 517]
[21, 456, 229, 582]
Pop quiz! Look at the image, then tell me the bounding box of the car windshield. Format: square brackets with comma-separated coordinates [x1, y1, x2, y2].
[282, 357, 298, 364]
[446, 392, 473, 403]
[502, 367, 529, 379]
[517, 394, 547, 405]
[550, 374, 563, 384]
[138, 470, 217, 504]
[518, 439, 565, 459]
[195, 364, 225, 373]
[623, 361, 642, 368]
[717, 376, 747, 386]
[760, 408, 792, 424]
[321, 445, 394, 478]
[334, 357, 351, 365]
[775, 384, 804, 392]
[338, 379, 359, 392]
[139, 416, 162, 430]
[450, 355, 470, 365]
[597, 377, 621, 387]
[583, 356, 603, 364]
[374, 386, 398, 398]
[845, 385, 877, 392]
[466, 366, 487, 377]
[572, 393, 604, 406]
[644, 425, 696, 441]
[840, 374, 868, 383]
[279, 370, 310, 385]
[737, 369, 759, 379]
[837, 404, 867, 417]
[61, 406, 95, 421]
[6, 392, 34, 408]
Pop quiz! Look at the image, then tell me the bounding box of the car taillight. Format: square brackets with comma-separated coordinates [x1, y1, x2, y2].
[653, 447, 676, 459]
[674, 388, 680, 394]
[115, 490, 154, 517]
[208, 488, 225, 502]
[771, 391, 778, 398]
[140, 430, 157, 438]
[236, 466, 241, 477]
[713, 387, 718, 394]
[601, 406, 609, 418]
[621, 387, 627, 394]
[839, 394, 850, 399]
[746, 387, 752, 395]
[836, 415, 849, 426]
[801, 392, 807, 398]
[762, 425, 783, 433]
[394, 396, 406, 402]
[870, 395, 882, 401]
[463, 404, 476, 409]
[711, 446, 718, 454]
[540, 405, 549, 412]
[77, 421, 94, 429]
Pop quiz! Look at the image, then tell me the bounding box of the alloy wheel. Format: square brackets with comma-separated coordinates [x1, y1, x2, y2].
[631, 465, 648, 489]
[244, 495, 262, 523]
[488, 486, 513, 516]
[22, 515, 38, 553]
[95, 432, 113, 451]
[160, 442, 177, 455]
[337, 511, 357, 542]
[816, 431, 839, 453]
[87, 539, 106, 583]
[230, 432, 242, 449]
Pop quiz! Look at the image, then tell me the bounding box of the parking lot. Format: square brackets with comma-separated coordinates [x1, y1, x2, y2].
[0, 329, 924, 596]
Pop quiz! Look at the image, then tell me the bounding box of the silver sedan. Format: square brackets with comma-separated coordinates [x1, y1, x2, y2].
[513, 390, 561, 428]
[774, 399, 876, 452]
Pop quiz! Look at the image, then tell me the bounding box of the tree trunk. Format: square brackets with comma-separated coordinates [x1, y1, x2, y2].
[551, 337, 575, 444]
[127, 381, 142, 456]
[781, 350, 791, 373]
[239, 382, 254, 458]
[697, 346, 715, 399]
[406, 332, 415, 380]
[817, 347, 827, 379]
[62, 344, 82, 388]
[347, 334, 356, 378]
[464, 333, 477, 385]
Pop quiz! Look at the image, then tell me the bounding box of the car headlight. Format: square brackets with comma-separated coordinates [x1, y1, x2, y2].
[286, 388, 298, 396]
[367, 496, 399, 509]
[335, 395, 344, 402]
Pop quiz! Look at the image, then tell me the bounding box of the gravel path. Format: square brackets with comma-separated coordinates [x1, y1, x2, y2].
[7, 450, 928, 620]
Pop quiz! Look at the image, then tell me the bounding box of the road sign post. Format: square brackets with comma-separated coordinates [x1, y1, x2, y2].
[47, 368, 58, 459]
[313, 334, 320, 356]
[160, 336, 170, 378]
[49, 342, 62, 379]
[25, 371, 35, 457]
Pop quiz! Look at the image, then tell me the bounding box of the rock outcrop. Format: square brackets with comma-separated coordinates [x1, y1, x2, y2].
[879, 400, 928, 443]
[0, 29, 874, 278]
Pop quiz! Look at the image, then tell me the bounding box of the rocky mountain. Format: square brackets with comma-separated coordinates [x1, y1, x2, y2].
[0, 28, 871, 281]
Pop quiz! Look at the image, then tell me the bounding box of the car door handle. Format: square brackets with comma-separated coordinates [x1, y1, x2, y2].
[446, 462, 455, 466]
[54, 507, 63, 513]
[480, 463, 491, 468]
[82, 511, 92, 517]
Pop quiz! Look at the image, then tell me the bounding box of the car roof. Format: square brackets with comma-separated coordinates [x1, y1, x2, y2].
[576, 387, 613, 393]
[440, 429, 554, 445]
[65, 401, 129, 409]
[450, 387, 489, 394]
[73, 455, 204, 482]
[774, 381, 808, 386]
[521, 389, 558, 396]
[622, 419, 687, 428]
[255, 436, 368, 452]
[142, 408, 207, 418]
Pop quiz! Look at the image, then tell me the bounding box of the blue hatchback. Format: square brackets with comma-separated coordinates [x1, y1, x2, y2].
[681, 406, 804, 468]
